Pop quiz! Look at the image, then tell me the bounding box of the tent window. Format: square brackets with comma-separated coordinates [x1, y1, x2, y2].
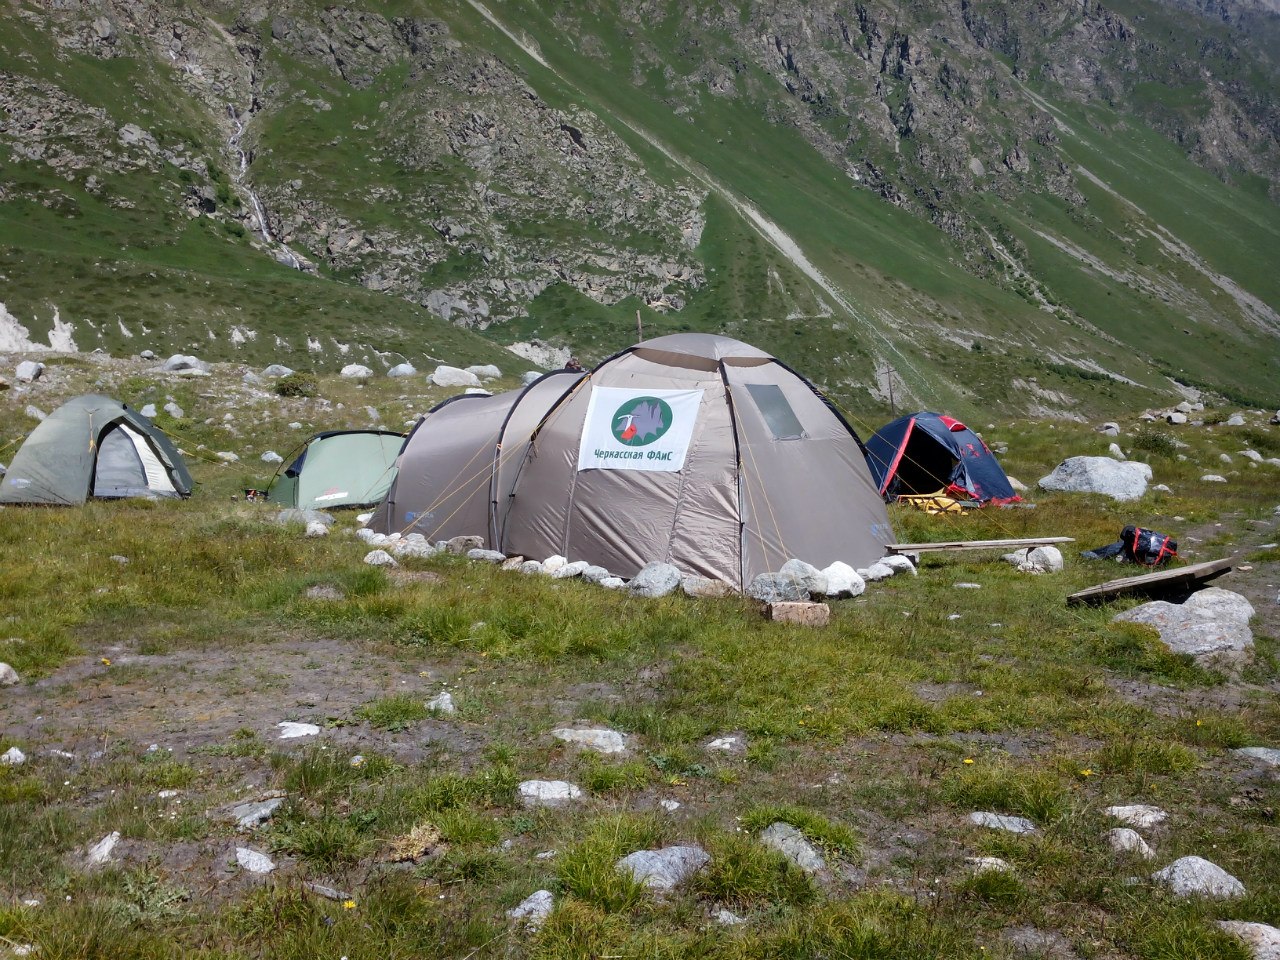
[744, 383, 805, 440]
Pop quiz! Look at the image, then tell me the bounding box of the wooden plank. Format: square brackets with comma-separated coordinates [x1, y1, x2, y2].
[1066, 557, 1234, 607]
[885, 536, 1075, 555]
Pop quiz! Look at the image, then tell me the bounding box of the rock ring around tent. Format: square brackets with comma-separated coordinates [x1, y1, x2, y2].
[267, 430, 406, 511]
[372, 333, 893, 590]
[0, 394, 192, 505]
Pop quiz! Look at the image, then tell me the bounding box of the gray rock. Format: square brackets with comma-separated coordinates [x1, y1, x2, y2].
[746, 572, 808, 602]
[1220, 453, 1234, 464]
[261, 450, 283, 464]
[1114, 587, 1255, 659]
[713, 908, 746, 925]
[305, 882, 352, 902]
[1215, 921, 1280, 960]
[628, 562, 682, 598]
[969, 811, 1037, 834]
[430, 365, 482, 388]
[1003, 546, 1064, 574]
[276, 721, 320, 739]
[446, 535, 485, 555]
[861, 561, 894, 582]
[681, 575, 735, 598]
[1233, 747, 1280, 767]
[1099, 422, 1120, 436]
[1038, 456, 1152, 501]
[599, 577, 625, 589]
[24, 405, 46, 422]
[507, 889, 553, 930]
[363, 549, 398, 567]
[235, 847, 276, 874]
[1107, 828, 1154, 859]
[467, 548, 507, 563]
[138, 349, 155, 360]
[0, 663, 19, 686]
[759, 821, 826, 873]
[519, 560, 547, 575]
[163, 401, 184, 418]
[552, 560, 591, 579]
[517, 780, 583, 808]
[580, 565, 612, 584]
[1201, 474, 1228, 483]
[1167, 412, 1188, 425]
[1176, 401, 1194, 414]
[15, 360, 44, 383]
[275, 508, 333, 527]
[820, 562, 866, 598]
[552, 727, 627, 754]
[139, 403, 157, 418]
[881, 555, 918, 576]
[955, 582, 983, 589]
[216, 451, 239, 463]
[542, 555, 568, 574]
[1226, 414, 1246, 426]
[1108, 442, 1126, 461]
[229, 796, 284, 830]
[340, 364, 372, 380]
[967, 856, 1013, 874]
[521, 371, 542, 386]
[1105, 804, 1167, 829]
[426, 691, 456, 715]
[466, 364, 501, 380]
[1, 746, 26, 766]
[161, 354, 209, 375]
[86, 831, 120, 865]
[615, 845, 711, 890]
[304, 522, 328, 538]
[262, 364, 294, 378]
[390, 539, 437, 559]
[1240, 449, 1264, 463]
[387, 362, 416, 378]
[779, 559, 828, 596]
[1000, 926, 1080, 959]
[1152, 855, 1245, 898]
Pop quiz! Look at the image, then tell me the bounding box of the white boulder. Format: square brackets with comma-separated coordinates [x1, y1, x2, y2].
[430, 365, 481, 388]
[1152, 856, 1245, 898]
[1038, 456, 1152, 501]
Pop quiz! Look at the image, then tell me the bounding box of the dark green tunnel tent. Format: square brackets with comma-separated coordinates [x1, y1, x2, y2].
[268, 430, 406, 511]
[0, 394, 193, 505]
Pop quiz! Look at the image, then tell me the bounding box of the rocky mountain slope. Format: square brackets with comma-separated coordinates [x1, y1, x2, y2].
[1, 0, 1277, 419]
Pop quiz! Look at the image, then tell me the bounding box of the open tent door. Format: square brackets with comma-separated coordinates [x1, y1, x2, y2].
[94, 424, 179, 499]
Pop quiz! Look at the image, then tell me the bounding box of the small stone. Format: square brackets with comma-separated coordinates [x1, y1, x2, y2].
[1233, 747, 1280, 767]
[262, 364, 294, 378]
[500, 556, 526, 571]
[779, 559, 829, 595]
[881, 555, 918, 576]
[446, 535, 484, 555]
[955, 582, 983, 589]
[15, 360, 44, 383]
[759, 821, 826, 873]
[87, 831, 121, 865]
[387, 363, 416, 378]
[659, 799, 681, 812]
[518, 780, 583, 808]
[304, 521, 328, 538]
[506, 889, 553, 930]
[1167, 412, 1188, 425]
[552, 560, 590, 579]
[969, 811, 1037, 834]
[24, 405, 46, 422]
[713, 908, 746, 925]
[1105, 805, 1167, 829]
[161, 354, 209, 375]
[426, 692, 455, 715]
[140, 404, 156, 417]
[820, 562, 866, 598]
[466, 364, 502, 380]
[680, 575, 734, 598]
[580, 564, 612, 584]
[216, 451, 239, 463]
[261, 450, 283, 464]
[1109, 442, 1126, 460]
[0, 662, 19, 686]
[467, 548, 507, 563]
[552, 727, 627, 754]
[340, 364, 373, 380]
[707, 736, 740, 752]
[765, 601, 831, 626]
[615, 845, 711, 890]
[1, 746, 27, 766]
[599, 577, 625, 589]
[429, 365, 482, 388]
[1201, 474, 1228, 483]
[1099, 422, 1120, 436]
[305, 882, 352, 902]
[542, 555, 568, 573]
[1107, 828, 1155, 859]
[1225, 414, 1246, 426]
[1152, 855, 1245, 898]
[747, 571, 809, 602]
[1002, 546, 1064, 574]
[966, 856, 1013, 873]
[230, 796, 284, 830]
[861, 561, 894, 582]
[519, 560, 547, 576]
[1215, 921, 1280, 959]
[521, 370, 542, 386]
[363, 550, 398, 567]
[163, 401, 184, 418]
[628, 562, 682, 598]
[276, 722, 320, 740]
[235, 847, 276, 874]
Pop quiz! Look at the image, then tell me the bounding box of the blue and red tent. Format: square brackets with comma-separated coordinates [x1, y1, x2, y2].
[863, 412, 1020, 504]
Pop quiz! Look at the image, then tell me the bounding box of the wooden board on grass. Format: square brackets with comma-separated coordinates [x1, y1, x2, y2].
[885, 536, 1075, 555]
[1066, 557, 1234, 607]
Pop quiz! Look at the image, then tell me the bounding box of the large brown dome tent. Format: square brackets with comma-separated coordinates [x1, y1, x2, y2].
[369, 370, 585, 542]
[500, 334, 893, 588]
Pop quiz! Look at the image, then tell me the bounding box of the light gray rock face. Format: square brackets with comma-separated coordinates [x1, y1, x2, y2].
[1038, 456, 1152, 501]
[615, 845, 711, 890]
[681, 575, 735, 598]
[552, 560, 591, 579]
[518, 780, 583, 808]
[430, 365, 482, 387]
[552, 727, 627, 754]
[779, 559, 829, 596]
[466, 364, 502, 380]
[759, 821, 826, 873]
[628, 562, 682, 598]
[364, 550, 398, 567]
[1216, 921, 1280, 960]
[1003, 546, 1064, 574]
[1106, 805, 1168, 829]
[230, 797, 284, 830]
[507, 889, 554, 930]
[467, 548, 507, 563]
[340, 363, 372, 379]
[1234, 747, 1280, 767]
[820, 562, 866, 598]
[161, 354, 210, 375]
[15, 360, 44, 383]
[1107, 828, 1154, 859]
[262, 364, 294, 378]
[747, 572, 808, 602]
[386, 363, 416, 378]
[0, 663, 19, 686]
[969, 811, 1037, 834]
[1152, 856, 1245, 898]
[1114, 587, 1255, 659]
[236, 847, 276, 874]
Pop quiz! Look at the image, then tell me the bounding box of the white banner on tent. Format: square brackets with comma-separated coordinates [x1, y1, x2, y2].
[577, 386, 704, 473]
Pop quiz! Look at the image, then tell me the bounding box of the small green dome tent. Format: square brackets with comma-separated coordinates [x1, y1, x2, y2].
[0, 394, 193, 505]
[268, 430, 405, 511]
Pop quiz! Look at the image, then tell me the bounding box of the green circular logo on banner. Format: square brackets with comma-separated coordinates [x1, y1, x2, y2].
[611, 396, 673, 446]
